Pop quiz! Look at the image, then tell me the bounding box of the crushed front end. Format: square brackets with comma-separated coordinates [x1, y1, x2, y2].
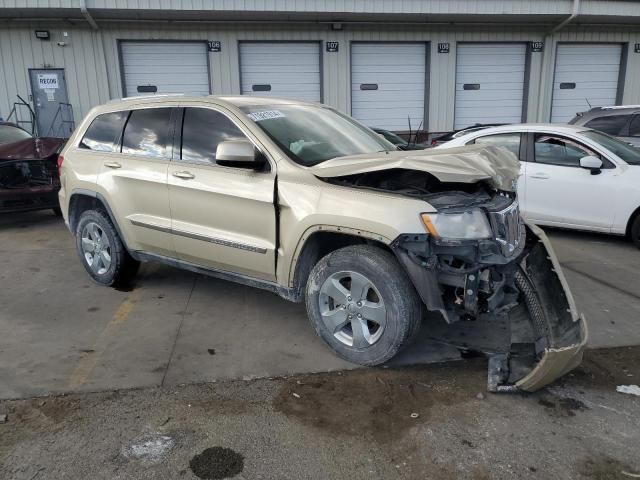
[0, 158, 60, 213]
[391, 192, 587, 392]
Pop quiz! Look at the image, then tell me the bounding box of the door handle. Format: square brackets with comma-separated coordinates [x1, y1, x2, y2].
[529, 173, 550, 180]
[104, 161, 122, 169]
[172, 171, 195, 180]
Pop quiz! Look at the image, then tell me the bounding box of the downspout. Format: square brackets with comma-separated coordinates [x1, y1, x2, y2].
[551, 0, 581, 34]
[537, 0, 580, 121]
[80, 0, 99, 30]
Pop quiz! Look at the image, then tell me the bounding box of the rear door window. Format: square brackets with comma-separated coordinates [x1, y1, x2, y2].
[584, 114, 629, 136]
[469, 133, 521, 158]
[180, 108, 246, 163]
[79, 111, 128, 152]
[122, 108, 173, 158]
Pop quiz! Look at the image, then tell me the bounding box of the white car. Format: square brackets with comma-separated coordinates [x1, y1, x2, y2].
[436, 124, 640, 247]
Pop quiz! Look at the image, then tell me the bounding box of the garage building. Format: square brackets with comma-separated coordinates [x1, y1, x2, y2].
[1, 1, 639, 138]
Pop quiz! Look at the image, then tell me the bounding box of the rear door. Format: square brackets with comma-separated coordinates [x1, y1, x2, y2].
[523, 132, 617, 231]
[94, 106, 176, 257]
[168, 105, 276, 281]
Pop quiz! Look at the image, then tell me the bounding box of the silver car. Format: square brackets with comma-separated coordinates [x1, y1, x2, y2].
[569, 106, 640, 147]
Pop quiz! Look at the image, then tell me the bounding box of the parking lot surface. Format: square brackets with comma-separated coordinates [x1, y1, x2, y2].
[2, 348, 639, 479]
[1, 210, 640, 479]
[1, 210, 640, 399]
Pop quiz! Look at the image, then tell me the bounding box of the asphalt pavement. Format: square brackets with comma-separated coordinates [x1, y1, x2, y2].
[1, 211, 639, 399]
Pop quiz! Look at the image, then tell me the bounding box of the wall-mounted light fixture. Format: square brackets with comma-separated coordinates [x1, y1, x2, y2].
[34, 30, 50, 40]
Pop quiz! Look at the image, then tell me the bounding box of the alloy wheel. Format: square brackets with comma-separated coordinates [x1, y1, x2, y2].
[81, 222, 112, 275]
[318, 270, 387, 348]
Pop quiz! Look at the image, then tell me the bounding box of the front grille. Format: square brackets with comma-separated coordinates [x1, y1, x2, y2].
[488, 200, 522, 256]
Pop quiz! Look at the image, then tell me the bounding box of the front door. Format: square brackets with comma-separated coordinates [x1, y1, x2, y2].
[523, 132, 617, 231]
[29, 68, 72, 138]
[168, 106, 276, 281]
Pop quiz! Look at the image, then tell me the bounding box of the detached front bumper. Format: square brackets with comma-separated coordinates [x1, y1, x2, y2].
[391, 222, 587, 392]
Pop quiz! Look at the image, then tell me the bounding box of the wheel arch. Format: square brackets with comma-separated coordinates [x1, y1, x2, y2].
[625, 205, 640, 237]
[284, 226, 392, 302]
[68, 190, 131, 252]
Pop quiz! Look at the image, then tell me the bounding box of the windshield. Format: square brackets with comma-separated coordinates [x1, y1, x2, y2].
[239, 104, 395, 166]
[0, 125, 32, 145]
[581, 130, 640, 165]
[377, 130, 406, 146]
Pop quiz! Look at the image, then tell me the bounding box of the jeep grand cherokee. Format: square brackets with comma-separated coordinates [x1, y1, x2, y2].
[58, 96, 587, 392]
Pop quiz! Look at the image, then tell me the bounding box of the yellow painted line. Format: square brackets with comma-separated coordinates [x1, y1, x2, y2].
[67, 288, 141, 389]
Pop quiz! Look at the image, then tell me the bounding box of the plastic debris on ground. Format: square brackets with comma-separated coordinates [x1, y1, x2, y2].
[616, 385, 640, 396]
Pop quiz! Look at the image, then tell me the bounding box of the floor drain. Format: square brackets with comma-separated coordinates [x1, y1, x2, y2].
[189, 447, 244, 479]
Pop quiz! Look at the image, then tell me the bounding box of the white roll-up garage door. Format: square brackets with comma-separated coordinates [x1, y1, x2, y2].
[120, 42, 210, 97]
[550, 44, 623, 123]
[454, 43, 527, 129]
[239, 42, 321, 102]
[351, 43, 426, 131]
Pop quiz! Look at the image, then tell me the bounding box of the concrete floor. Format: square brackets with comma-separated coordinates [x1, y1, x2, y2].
[2, 349, 639, 479]
[1, 210, 639, 400]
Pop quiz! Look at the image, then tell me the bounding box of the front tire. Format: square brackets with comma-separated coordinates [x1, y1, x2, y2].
[75, 209, 139, 287]
[306, 245, 422, 366]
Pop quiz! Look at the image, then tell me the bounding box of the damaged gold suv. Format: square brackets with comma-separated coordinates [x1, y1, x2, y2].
[58, 96, 587, 391]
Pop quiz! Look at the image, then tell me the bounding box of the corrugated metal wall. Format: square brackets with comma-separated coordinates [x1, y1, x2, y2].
[1, 22, 639, 132]
[0, 26, 110, 126]
[10, 0, 640, 18]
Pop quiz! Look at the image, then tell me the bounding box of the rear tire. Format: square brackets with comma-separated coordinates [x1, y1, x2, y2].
[305, 244, 422, 366]
[75, 209, 139, 287]
[631, 214, 640, 249]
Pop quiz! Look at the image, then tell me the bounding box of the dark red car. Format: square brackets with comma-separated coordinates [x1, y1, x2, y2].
[0, 122, 65, 215]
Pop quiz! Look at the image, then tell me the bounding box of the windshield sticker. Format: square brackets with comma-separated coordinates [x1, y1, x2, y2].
[247, 110, 285, 122]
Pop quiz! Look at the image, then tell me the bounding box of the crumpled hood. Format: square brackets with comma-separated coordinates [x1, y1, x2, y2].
[0, 137, 65, 162]
[309, 145, 521, 191]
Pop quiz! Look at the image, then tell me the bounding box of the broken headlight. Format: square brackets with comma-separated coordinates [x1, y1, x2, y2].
[421, 209, 492, 240]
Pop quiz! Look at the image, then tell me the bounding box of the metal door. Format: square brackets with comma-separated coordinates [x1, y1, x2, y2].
[454, 43, 527, 129]
[239, 42, 321, 102]
[119, 41, 210, 97]
[351, 43, 427, 131]
[550, 44, 623, 123]
[29, 68, 72, 138]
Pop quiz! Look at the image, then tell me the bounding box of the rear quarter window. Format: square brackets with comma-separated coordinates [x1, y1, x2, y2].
[584, 114, 629, 136]
[79, 111, 129, 152]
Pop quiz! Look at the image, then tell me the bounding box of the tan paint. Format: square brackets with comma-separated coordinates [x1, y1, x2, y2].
[308, 144, 521, 192]
[60, 95, 586, 390]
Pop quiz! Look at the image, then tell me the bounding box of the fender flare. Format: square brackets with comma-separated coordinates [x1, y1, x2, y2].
[68, 189, 133, 253]
[286, 224, 392, 289]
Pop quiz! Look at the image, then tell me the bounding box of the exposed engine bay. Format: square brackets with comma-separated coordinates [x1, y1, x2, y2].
[0, 159, 58, 189]
[327, 168, 587, 392]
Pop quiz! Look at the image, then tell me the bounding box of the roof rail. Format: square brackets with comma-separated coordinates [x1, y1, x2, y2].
[107, 93, 186, 104]
[599, 105, 640, 110]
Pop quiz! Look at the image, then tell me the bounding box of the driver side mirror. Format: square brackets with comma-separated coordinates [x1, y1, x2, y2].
[579, 155, 603, 175]
[215, 140, 263, 169]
